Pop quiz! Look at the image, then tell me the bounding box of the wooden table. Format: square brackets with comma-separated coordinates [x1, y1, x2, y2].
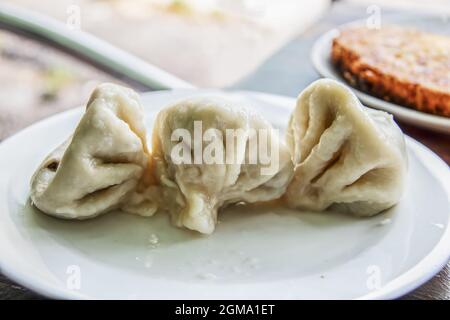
[0, 1, 449, 300]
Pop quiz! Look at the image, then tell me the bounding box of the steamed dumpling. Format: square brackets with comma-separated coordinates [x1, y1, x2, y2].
[285, 79, 407, 215]
[30, 83, 150, 219]
[151, 96, 293, 234]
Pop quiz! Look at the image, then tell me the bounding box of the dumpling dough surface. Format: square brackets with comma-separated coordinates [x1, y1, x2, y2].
[30, 83, 150, 219]
[285, 79, 407, 216]
[151, 96, 293, 234]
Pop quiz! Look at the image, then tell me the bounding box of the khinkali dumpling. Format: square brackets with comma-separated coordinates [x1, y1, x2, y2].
[30, 83, 150, 219]
[285, 79, 407, 216]
[151, 96, 293, 234]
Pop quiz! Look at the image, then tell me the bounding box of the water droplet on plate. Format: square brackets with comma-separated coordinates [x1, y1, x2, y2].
[197, 272, 218, 281]
[147, 233, 160, 249]
[377, 218, 391, 226]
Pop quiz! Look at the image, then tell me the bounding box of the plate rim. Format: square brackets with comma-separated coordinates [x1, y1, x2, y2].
[310, 19, 450, 134]
[359, 137, 450, 299]
[0, 89, 449, 300]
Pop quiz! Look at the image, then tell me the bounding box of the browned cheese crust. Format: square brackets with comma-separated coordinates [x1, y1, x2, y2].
[332, 25, 450, 117]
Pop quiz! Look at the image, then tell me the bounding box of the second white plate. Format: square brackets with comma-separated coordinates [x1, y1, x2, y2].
[311, 18, 450, 134]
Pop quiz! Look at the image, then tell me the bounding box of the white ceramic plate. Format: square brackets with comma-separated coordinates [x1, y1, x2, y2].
[0, 90, 449, 300]
[311, 17, 450, 134]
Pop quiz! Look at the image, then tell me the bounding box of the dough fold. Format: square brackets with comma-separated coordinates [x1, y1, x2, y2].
[285, 79, 408, 215]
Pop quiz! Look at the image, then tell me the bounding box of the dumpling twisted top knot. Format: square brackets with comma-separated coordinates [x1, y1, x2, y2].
[285, 79, 407, 216]
[30, 83, 150, 219]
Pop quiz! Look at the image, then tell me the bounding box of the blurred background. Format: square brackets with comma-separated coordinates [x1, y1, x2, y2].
[0, 0, 448, 142]
[0, 0, 449, 299]
[0, 0, 328, 140]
